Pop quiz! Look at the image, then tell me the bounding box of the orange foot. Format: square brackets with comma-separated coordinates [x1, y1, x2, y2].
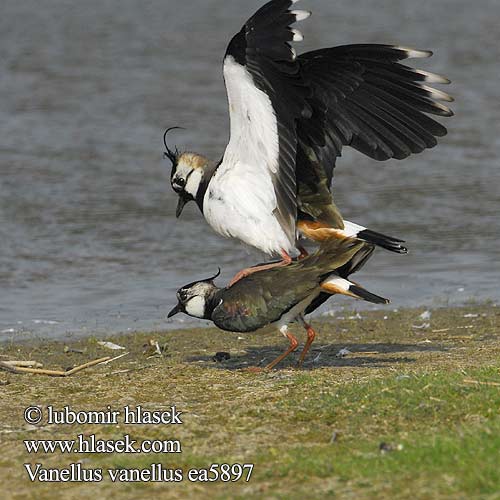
[228, 249, 293, 287]
[297, 324, 316, 368]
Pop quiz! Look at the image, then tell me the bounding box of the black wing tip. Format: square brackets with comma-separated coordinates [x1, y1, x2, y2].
[357, 229, 408, 254]
[226, 0, 311, 64]
[298, 42, 453, 166]
[350, 284, 390, 304]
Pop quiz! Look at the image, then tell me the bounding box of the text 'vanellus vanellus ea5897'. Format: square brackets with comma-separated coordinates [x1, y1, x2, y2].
[164, 0, 453, 284]
[168, 237, 388, 370]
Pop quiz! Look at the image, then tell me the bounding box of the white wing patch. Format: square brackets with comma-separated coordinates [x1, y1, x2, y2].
[343, 220, 366, 237]
[222, 55, 280, 177]
[202, 56, 296, 256]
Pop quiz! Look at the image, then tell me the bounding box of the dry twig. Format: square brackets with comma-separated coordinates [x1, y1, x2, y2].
[2, 361, 43, 368]
[0, 357, 111, 377]
[463, 379, 500, 387]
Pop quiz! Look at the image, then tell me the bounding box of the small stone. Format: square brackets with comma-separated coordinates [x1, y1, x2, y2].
[348, 313, 363, 320]
[330, 431, 339, 443]
[379, 442, 393, 453]
[336, 348, 351, 358]
[412, 322, 430, 329]
[379, 442, 403, 453]
[212, 352, 231, 362]
[419, 310, 431, 320]
[98, 341, 125, 351]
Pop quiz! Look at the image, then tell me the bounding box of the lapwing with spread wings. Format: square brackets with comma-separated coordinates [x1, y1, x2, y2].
[164, 0, 453, 284]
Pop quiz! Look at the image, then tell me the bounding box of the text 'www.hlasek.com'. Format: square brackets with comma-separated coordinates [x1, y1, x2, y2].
[23, 405, 254, 483]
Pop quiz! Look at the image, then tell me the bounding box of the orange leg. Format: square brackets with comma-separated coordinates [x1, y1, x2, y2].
[265, 329, 299, 370]
[297, 244, 309, 260]
[297, 321, 316, 367]
[229, 249, 292, 287]
[244, 327, 298, 372]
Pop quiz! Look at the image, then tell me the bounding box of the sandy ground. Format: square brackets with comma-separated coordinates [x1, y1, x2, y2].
[0, 304, 499, 499]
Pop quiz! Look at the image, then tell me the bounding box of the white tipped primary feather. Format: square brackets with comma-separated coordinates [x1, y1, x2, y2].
[291, 10, 311, 22]
[419, 84, 454, 102]
[415, 69, 451, 84]
[431, 100, 454, 114]
[291, 28, 303, 42]
[291, 47, 297, 60]
[397, 46, 432, 58]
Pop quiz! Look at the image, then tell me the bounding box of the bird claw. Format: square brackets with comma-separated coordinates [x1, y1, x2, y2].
[297, 246, 309, 260]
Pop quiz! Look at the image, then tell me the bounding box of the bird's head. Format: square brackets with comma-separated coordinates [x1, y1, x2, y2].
[167, 269, 221, 320]
[164, 127, 209, 217]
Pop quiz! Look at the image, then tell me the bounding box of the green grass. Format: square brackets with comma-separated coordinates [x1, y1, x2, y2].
[0, 305, 499, 499]
[251, 368, 500, 499]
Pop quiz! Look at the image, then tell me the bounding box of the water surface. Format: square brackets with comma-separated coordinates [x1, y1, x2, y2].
[1, 0, 499, 340]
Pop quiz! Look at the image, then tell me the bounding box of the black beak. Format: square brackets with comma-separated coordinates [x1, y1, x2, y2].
[176, 195, 189, 218]
[167, 303, 182, 318]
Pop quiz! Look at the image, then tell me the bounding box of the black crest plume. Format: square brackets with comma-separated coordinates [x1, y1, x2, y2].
[204, 268, 221, 283]
[163, 126, 184, 166]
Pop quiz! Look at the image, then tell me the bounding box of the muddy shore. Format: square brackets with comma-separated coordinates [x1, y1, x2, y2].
[1, 304, 498, 499]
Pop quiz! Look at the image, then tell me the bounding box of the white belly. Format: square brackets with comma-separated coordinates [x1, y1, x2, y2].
[203, 166, 296, 257]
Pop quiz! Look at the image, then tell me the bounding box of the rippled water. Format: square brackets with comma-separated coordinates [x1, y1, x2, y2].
[1, 0, 499, 341]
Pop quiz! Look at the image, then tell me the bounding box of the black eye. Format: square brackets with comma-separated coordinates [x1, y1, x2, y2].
[171, 177, 186, 194]
[179, 290, 188, 301]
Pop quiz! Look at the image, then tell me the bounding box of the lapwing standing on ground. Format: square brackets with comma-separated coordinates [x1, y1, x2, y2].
[165, 0, 453, 283]
[168, 237, 389, 370]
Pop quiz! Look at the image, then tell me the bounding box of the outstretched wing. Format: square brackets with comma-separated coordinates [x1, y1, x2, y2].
[221, 0, 311, 245]
[298, 44, 454, 188]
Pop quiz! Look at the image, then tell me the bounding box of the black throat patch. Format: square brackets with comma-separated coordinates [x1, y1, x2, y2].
[195, 158, 223, 214]
[225, 28, 247, 66]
